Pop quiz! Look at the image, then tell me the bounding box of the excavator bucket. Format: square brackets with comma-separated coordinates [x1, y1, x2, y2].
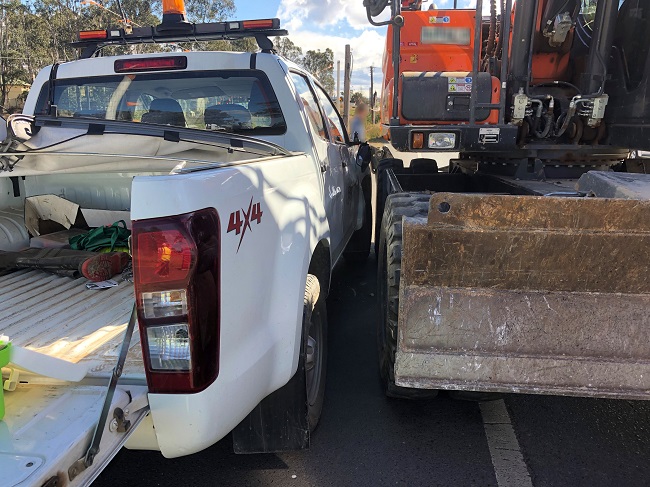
[395, 193, 650, 399]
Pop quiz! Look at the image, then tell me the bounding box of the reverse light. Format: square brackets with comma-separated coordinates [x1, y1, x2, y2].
[114, 56, 187, 73]
[78, 30, 108, 40]
[428, 132, 456, 149]
[146, 324, 191, 370]
[412, 132, 424, 149]
[133, 209, 220, 394]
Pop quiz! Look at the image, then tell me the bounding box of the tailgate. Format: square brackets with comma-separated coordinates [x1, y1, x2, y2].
[1, 383, 148, 487]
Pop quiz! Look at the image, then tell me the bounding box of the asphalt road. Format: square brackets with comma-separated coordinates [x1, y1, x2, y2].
[95, 256, 650, 487]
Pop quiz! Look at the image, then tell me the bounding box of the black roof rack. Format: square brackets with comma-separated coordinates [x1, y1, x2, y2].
[72, 18, 288, 59]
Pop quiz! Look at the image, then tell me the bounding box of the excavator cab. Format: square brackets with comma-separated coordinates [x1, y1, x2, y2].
[381, 7, 501, 142]
[374, 0, 650, 161]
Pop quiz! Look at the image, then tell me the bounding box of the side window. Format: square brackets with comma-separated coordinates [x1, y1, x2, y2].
[290, 73, 328, 141]
[315, 86, 348, 144]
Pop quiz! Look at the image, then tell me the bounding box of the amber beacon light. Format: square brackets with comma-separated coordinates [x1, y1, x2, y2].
[159, 0, 190, 31]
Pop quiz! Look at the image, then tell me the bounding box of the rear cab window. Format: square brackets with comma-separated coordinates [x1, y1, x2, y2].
[35, 69, 287, 136]
[314, 85, 348, 144]
[289, 72, 329, 141]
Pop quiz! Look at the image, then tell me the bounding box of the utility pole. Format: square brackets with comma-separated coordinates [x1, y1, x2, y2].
[343, 44, 351, 129]
[370, 66, 375, 125]
[336, 60, 341, 111]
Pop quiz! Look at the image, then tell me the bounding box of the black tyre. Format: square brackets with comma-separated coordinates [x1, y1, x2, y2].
[377, 193, 438, 399]
[343, 176, 372, 265]
[303, 274, 327, 431]
[373, 158, 404, 256]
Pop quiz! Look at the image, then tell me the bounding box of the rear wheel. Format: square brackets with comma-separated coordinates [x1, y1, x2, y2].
[303, 274, 327, 431]
[377, 193, 437, 399]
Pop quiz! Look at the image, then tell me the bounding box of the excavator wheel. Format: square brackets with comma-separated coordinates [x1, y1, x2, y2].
[377, 192, 438, 399]
[373, 157, 404, 256]
[378, 193, 502, 402]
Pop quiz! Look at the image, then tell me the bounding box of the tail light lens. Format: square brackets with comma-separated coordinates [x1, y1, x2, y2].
[133, 208, 220, 394]
[114, 57, 187, 73]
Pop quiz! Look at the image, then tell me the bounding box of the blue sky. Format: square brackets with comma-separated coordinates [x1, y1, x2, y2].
[235, 2, 279, 19]
[233, 1, 482, 93]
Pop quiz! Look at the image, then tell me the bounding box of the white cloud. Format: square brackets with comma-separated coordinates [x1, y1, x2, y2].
[277, 0, 390, 31]
[276, 0, 388, 91]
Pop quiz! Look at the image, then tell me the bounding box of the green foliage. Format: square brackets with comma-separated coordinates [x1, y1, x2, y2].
[273, 38, 335, 97]
[184, 0, 233, 23]
[350, 91, 368, 105]
[365, 123, 382, 141]
[302, 48, 335, 96]
[0, 0, 236, 110]
[274, 36, 302, 64]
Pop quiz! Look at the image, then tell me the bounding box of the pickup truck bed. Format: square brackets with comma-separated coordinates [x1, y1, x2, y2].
[1, 267, 148, 487]
[1, 269, 143, 379]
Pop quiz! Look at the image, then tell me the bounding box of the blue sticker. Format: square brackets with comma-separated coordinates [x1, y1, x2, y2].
[465, 77, 472, 83]
[443, 16, 450, 23]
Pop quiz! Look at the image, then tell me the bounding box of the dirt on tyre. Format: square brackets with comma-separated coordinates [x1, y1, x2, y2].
[303, 274, 328, 431]
[377, 193, 438, 399]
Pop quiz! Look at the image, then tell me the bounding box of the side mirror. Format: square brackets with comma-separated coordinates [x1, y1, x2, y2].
[0, 117, 6, 142]
[356, 142, 373, 172]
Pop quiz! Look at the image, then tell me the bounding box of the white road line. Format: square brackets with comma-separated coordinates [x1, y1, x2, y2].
[480, 399, 534, 487]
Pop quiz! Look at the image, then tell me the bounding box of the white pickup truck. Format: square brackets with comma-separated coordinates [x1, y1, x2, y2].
[0, 18, 371, 487]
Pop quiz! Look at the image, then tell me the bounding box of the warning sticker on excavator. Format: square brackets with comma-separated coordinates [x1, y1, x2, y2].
[449, 82, 472, 92]
[429, 16, 451, 23]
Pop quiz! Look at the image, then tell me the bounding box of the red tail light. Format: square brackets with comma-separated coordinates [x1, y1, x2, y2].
[133, 208, 220, 394]
[114, 56, 187, 73]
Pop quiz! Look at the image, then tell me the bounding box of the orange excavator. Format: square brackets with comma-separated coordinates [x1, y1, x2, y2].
[365, 0, 650, 401]
[371, 0, 642, 154]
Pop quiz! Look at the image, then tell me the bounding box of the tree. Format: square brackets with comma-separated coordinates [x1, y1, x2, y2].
[0, 1, 49, 108]
[184, 0, 233, 23]
[302, 48, 335, 96]
[274, 37, 302, 64]
[350, 91, 368, 105]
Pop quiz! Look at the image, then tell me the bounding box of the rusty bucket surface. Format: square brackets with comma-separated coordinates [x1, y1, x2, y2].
[395, 193, 650, 399]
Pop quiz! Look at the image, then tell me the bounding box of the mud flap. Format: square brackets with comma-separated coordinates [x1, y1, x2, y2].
[396, 192, 650, 399]
[232, 363, 309, 453]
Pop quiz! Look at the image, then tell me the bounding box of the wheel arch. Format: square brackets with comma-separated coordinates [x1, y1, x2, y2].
[308, 238, 331, 299]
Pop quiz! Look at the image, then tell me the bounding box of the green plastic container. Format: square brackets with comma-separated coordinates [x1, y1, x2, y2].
[0, 341, 10, 421]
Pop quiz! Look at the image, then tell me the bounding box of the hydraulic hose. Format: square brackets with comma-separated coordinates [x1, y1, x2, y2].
[487, 0, 497, 57]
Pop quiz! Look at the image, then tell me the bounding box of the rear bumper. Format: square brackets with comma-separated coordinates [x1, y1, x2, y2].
[396, 192, 650, 400]
[389, 124, 518, 152]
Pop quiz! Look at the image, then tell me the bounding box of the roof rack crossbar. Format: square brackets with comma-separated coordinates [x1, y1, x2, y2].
[73, 19, 288, 59]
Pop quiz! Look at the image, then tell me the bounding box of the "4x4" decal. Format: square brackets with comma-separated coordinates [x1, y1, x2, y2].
[227, 196, 263, 252]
